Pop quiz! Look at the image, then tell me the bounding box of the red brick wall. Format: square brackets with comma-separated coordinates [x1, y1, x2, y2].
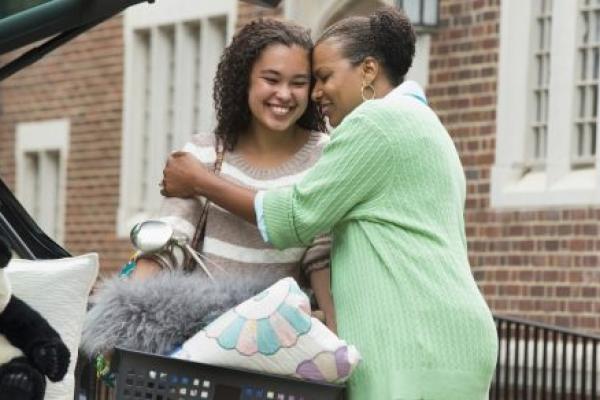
[0, 16, 131, 275]
[428, 0, 600, 332]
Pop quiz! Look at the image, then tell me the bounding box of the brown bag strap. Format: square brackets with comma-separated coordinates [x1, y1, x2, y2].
[184, 138, 225, 271]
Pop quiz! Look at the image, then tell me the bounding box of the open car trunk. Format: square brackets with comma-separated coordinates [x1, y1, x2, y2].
[0, 176, 69, 259]
[0, 177, 102, 398]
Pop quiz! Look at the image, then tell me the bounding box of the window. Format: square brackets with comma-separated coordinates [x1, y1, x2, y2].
[118, 0, 235, 236]
[573, 1, 600, 168]
[15, 119, 69, 243]
[528, 0, 552, 168]
[492, 0, 600, 208]
[396, 0, 439, 28]
[396, 0, 437, 87]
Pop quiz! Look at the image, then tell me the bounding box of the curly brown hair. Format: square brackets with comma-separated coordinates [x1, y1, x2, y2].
[213, 19, 326, 151]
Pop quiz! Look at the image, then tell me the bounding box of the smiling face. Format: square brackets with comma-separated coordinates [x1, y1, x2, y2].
[247, 43, 311, 134]
[312, 40, 365, 127]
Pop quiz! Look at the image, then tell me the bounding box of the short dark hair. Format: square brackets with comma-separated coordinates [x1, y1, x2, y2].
[316, 6, 416, 86]
[213, 19, 326, 151]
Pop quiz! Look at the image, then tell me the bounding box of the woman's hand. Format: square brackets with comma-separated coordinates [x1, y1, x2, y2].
[162, 150, 258, 224]
[161, 151, 210, 198]
[309, 268, 337, 333]
[311, 310, 337, 333]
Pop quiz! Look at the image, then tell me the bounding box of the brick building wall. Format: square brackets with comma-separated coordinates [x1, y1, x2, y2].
[0, 16, 132, 274]
[428, 0, 600, 332]
[1, 0, 599, 332]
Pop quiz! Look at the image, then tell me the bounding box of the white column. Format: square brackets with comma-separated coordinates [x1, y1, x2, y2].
[173, 22, 196, 150]
[491, 0, 536, 200]
[21, 153, 38, 218]
[37, 151, 59, 239]
[119, 29, 150, 234]
[546, 0, 579, 185]
[406, 34, 430, 87]
[198, 17, 226, 133]
[148, 27, 172, 211]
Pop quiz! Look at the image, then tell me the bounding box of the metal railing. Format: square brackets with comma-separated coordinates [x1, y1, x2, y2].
[491, 315, 600, 400]
[75, 315, 600, 400]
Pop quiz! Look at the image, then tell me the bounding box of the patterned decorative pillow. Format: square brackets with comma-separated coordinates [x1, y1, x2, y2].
[172, 277, 361, 383]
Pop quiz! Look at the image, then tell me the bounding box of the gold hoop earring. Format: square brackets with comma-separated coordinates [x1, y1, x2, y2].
[361, 83, 376, 101]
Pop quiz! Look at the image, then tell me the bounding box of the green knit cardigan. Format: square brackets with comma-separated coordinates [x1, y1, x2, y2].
[263, 95, 498, 400]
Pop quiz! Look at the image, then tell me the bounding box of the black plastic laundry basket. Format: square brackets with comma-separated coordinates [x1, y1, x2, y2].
[112, 347, 345, 400]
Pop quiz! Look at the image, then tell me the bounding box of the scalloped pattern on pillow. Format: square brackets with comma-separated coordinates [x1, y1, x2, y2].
[204, 278, 311, 355]
[172, 277, 361, 384]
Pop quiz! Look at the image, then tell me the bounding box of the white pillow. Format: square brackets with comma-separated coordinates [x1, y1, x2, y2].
[7, 253, 99, 400]
[172, 277, 361, 384]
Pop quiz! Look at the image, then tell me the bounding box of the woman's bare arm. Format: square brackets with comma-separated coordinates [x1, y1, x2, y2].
[310, 268, 337, 333]
[130, 258, 162, 280]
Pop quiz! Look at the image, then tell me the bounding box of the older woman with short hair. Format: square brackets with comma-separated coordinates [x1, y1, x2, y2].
[162, 7, 497, 399]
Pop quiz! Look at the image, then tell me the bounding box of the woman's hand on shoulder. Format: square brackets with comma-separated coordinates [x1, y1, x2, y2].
[161, 151, 211, 198]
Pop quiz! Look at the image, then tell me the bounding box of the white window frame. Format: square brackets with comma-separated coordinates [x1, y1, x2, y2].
[15, 119, 69, 244]
[492, 0, 600, 209]
[117, 0, 236, 237]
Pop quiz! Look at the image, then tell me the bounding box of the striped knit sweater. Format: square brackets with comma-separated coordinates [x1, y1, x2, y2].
[262, 95, 498, 399]
[152, 132, 330, 285]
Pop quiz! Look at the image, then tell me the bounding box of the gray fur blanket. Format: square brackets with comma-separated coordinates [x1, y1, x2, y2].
[80, 270, 277, 357]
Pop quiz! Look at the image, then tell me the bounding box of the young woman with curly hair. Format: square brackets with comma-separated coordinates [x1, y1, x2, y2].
[134, 18, 336, 331]
[162, 7, 498, 399]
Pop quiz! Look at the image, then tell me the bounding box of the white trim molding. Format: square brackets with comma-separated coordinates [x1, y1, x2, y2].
[15, 119, 70, 243]
[406, 33, 430, 88]
[117, 0, 235, 237]
[492, 0, 600, 209]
